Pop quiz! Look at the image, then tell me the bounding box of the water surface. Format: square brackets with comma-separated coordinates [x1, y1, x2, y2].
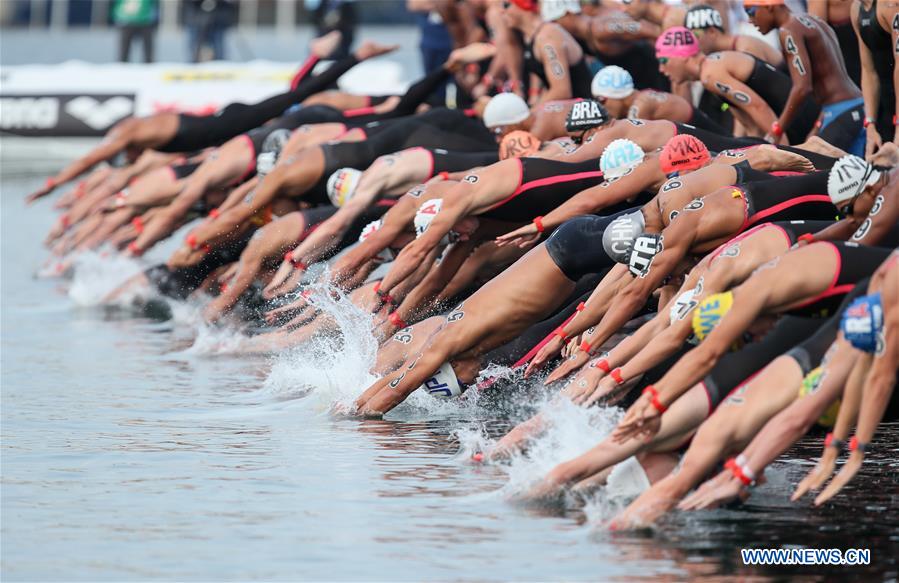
[2, 172, 897, 581]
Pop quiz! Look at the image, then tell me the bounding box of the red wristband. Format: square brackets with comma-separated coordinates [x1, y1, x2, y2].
[611, 368, 625, 385]
[131, 216, 144, 234]
[576, 301, 586, 312]
[208, 208, 220, 219]
[45, 178, 56, 189]
[437, 171, 449, 181]
[893, 114, 897, 126]
[863, 117, 875, 129]
[284, 251, 306, 270]
[388, 311, 408, 330]
[642, 385, 667, 413]
[554, 327, 569, 341]
[60, 214, 70, 228]
[533, 216, 545, 233]
[770, 121, 784, 138]
[127, 241, 143, 256]
[848, 436, 868, 453]
[594, 358, 612, 373]
[797, 233, 815, 244]
[579, 339, 593, 355]
[185, 233, 210, 254]
[726, 457, 753, 486]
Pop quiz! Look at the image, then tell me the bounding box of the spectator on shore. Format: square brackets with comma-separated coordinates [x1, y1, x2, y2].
[112, 0, 159, 63]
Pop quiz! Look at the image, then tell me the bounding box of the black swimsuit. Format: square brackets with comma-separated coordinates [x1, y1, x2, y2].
[732, 171, 837, 232]
[742, 56, 820, 144]
[481, 157, 623, 222]
[787, 242, 893, 317]
[859, 0, 896, 138]
[523, 23, 594, 99]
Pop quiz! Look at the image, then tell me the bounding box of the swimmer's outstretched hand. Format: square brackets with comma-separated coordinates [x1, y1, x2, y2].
[791, 445, 839, 501]
[869, 140, 899, 167]
[523, 336, 564, 378]
[813, 450, 864, 506]
[495, 223, 541, 249]
[543, 349, 590, 385]
[679, 469, 752, 510]
[612, 392, 661, 444]
[309, 30, 342, 58]
[354, 41, 400, 61]
[26, 178, 57, 205]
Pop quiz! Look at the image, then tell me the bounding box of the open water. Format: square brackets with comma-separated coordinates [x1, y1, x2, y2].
[2, 170, 898, 581]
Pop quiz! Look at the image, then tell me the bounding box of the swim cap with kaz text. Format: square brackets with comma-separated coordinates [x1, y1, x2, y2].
[565, 99, 610, 133]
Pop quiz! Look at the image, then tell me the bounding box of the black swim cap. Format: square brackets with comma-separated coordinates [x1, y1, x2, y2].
[685, 5, 725, 32]
[565, 99, 610, 133]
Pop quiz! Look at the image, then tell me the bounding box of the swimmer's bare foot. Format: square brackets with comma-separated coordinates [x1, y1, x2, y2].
[355, 41, 399, 61]
[446, 43, 497, 71]
[310, 30, 342, 58]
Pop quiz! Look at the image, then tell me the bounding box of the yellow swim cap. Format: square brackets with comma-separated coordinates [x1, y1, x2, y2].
[797, 367, 841, 427]
[692, 291, 734, 341]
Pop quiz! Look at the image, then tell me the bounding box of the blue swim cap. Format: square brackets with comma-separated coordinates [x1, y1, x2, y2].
[600, 138, 645, 179]
[841, 292, 884, 353]
[591, 66, 635, 99]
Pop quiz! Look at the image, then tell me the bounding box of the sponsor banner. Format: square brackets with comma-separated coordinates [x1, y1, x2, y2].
[1, 94, 135, 136]
[0, 60, 406, 136]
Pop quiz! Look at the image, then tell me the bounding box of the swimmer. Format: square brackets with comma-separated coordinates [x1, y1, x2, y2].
[591, 65, 729, 134]
[25, 34, 392, 203]
[744, 0, 866, 154]
[655, 26, 820, 144]
[851, 0, 898, 157]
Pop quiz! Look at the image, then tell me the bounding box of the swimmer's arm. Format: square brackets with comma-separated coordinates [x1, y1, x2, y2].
[558, 264, 632, 339]
[378, 193, 474, 295]
[361, 349, 450, 416]
[851, 296, 899, 450]
[810, 219, 857, 242]
[738, 337, 858, 477]
[290, 175, 391, 268]
[30, 132, 130, 202]
[652, 281, 771, 408]
[853, 4, 883, 142]
[537, 28, 574, 103]
[627, 93, 654, 121]
[589, 216, 695, 350]
[329, 199, 416, 288]
[218, 177, 259, 212]
[776, 26, 813, 136]
[190, 167, 284, 248]
[702, 66, 777, 137]
[391, 239, 478, 326]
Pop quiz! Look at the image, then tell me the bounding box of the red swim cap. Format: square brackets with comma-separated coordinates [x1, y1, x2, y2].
[659, 134, 711, 174]
[508, 0, 539, 11]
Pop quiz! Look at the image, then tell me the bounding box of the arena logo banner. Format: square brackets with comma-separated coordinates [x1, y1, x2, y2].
[0, 93, 135, 137]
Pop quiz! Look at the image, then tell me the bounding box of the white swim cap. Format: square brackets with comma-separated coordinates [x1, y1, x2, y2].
[541, 0, 581, 21]
[602, 210, 645, 263]
[600, 139, 645, 179]
[827, 155, 881, 206]
[358, 219, 394, 263]
[256, 152, 277, 177]
[483, 93, 530, 128]
[418, 361, 464, 398]
[669, 287, 698, 325]
[327, 167, 363, 207]
[591, 66, 635, 99]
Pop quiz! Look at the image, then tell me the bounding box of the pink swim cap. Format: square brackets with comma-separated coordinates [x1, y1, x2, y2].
[655, 27, 700, 59]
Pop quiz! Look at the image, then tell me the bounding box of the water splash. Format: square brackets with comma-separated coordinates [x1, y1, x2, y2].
[68, 249, 144, 306]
